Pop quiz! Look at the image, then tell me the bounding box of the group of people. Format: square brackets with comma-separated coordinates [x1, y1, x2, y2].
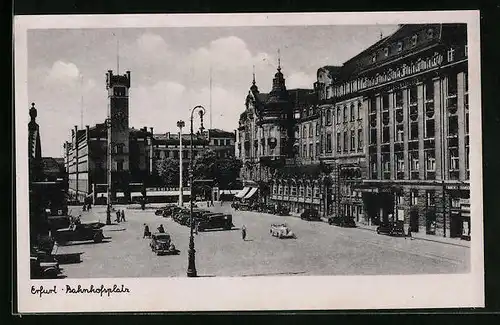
[115, 210, 126, 223]
[142, 224, 165, 238]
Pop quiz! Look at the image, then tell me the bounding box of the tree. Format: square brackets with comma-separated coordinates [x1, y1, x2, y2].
[192, 149, 242, 188]
[156, 157, 179, 187]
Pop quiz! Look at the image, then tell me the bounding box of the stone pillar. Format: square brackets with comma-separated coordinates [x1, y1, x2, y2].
[457, 71, 466, 181]
[375, 94, 382, 180]
[402, 87, 409, 180]
[388, 90, 395, 180]
[417, 82, 425, 178]
[434, 77, 443, 180]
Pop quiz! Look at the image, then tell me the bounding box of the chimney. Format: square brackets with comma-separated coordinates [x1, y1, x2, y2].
[165, 132, 170, 139]
[150, 127, 153, 134]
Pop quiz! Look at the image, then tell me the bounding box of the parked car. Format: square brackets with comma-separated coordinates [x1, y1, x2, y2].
[300, 208, 321, 221]
[197, 213, 234, 231]
[52, 223, 104, 245]
[275, 205, 290, 216]
[30, 248, 62, 279]
[376, 221, 405, 236]
[149, 233, 178, 255]
[328, 216, 357, 228]
[231, 201, 240, 210]
[270, 223, 296, 239]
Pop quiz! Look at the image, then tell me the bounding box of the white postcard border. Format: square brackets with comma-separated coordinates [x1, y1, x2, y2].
[14, 11, 484, 313]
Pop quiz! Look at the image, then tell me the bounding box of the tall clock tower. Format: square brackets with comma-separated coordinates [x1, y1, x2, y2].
[106, 70, 131, 202]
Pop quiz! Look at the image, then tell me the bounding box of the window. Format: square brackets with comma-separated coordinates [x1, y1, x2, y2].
[116, 143, 124, 154]
[278, 184, 283, 195]
[410, 152, 419, 171]
[372, 53, 376, 62]
[357, 102, 362, 120]
[396, 153, 405, 172]
[309, 143, 313, 158]
[396, 124, 404, 142]
[426, 151, 436, 171]
[382, 153, 390, 172]
[450, 148, 459, 170]
[303, 144, 307, 157]
[397, 41, 403, 52]
[448, 116, 458, 136]
[113, 86, 126, 96]
[299, 184, 304, 197]
[306, 185, 312, 197]
[284, 184, 289, 196]
[309, 123, 313, 137]
[425, 80, 434, 101]
[451, 198, 461, 208]
[117, 160, 124, 171]
[409, 86, 418, 105]
[343, 105, 348, 122]
[410, 122, 419, 140]
[465, 43, 468, 57]
[326, 109, 332, 125]
[326, 133, 332, 152]
[336, 107, 341, 123]
[303, 125, 307, 138]
[343, 131, 348, 152]
[382, 126, 390, 144]
[384, 47, 389, 57]
[351, 130, 355, 151]
[411, 34, 418, 47]
[447, 47, 455, 62]
[272, 184, 277, 195]
[395, 90, 403, 107]
[316, 142, 320, 157]
[358, 129, 363, 149]
[410, 191, 418, 206]
[448, 73, 457, 96]
[213, 139, 219, 146]
[426, 28, 434, 39]
[350, 104, 355, 121]
[291, 184, 297, 196]
[426, 191, 435, 207]
[315, 122, 320, 136]
[336, 132, 341, 153]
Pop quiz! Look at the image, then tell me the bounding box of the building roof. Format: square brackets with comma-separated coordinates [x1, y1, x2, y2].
[41, 157, 67, 180]
[208, 128, 235, 138]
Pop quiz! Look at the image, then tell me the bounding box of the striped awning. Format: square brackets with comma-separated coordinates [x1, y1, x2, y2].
[243, 187, 258, 199]
[235, 187, 250, 198]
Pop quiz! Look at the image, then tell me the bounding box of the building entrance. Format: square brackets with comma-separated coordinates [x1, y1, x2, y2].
[409, 208, 419, 232]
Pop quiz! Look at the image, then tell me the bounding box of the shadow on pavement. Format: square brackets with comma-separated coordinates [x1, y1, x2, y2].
[196, 275, 216, 278]
[58, 239, 112, 247]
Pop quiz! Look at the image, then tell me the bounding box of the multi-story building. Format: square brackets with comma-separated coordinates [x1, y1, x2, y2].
[64, 70, 236, 203]
[236, 23, 470, 240]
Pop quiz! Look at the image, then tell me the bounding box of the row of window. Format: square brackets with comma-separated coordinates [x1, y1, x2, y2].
[322, 102, 363, 126]
[212, 139, 232, 146]
[272, 183, 321, 198]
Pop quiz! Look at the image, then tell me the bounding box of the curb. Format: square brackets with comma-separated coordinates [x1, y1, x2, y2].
[356, 225, 470, 248]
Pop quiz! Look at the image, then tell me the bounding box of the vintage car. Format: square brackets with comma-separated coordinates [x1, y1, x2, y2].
[270, 223, 296, 239]
[155, 205, 177, 217]
[231, 201, 240, 210]
[376, 221, 405, 236]
[149, 232, 178, 255]
[52, 223, 105, 245]
[328, 216, 357, 228]
[300, 208, 321, 221]
[275, 205, 291, 216]
[197, 213, 234, 231]
[30, 248, 62, 279]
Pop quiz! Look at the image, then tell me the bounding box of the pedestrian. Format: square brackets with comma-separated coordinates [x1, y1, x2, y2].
[157, 224, 165, 233]
[241, 225, 247, 241]
[121, 210, 126, 222]
[115, 210, 121, 223]
[143, 224, 151, 238]
[207, 200, 210, 207]
[194, 222, 199, 235]
[407, 226, 413, 240]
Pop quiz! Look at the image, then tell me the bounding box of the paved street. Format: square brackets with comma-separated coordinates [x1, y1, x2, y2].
[58, 204, 470, 278]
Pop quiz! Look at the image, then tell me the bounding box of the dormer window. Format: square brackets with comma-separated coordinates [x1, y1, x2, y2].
[397, 41, 403, 52]
[427, 28, 434, 39]
[384, 47, 389, 57]
[411, 34, 418, 47]
[371, 53, 376, 62]
[447, 47, 456, 62]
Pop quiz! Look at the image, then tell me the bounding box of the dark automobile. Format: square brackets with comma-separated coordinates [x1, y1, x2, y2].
[30, 248, 62, 279]
[155, 205, 176, 217]
[231, 201, 240, 210]
[149, 232, 177, 255]
[300, 208, 321, 221]
[275, 205, 290, 216]
[47, 215, 71, 230]
[197, 213, 234, 231]
[376, 221, 405, 236]
[53, 223, 104, 244]
[328, 216, 357, 228]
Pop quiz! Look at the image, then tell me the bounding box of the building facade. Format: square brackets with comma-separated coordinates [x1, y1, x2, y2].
[236, 24, 470, 239]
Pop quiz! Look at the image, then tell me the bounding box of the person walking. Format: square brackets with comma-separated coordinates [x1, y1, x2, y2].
[121, 210, 126, 222]
[406, 226, 413, 240]
[115, 210, 121, 223]
[143, 224, 151, 238]
[157, 224, 165, 233]
[241, 225, 247, 241]
[194, 221, 199, 235]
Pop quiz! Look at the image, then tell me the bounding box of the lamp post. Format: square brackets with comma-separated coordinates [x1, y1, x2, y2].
[105, 118, 112, 225]
[177, 120, 185, 207]
[187, 105, 206, 278]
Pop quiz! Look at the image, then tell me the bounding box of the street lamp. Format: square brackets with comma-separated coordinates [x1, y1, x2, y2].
[105, 118, 112, 225]
[177, 120, 185, 207]
[187, 105, 206, 278]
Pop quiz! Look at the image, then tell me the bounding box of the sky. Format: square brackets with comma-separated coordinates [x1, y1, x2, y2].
[27, 24, 399, 157]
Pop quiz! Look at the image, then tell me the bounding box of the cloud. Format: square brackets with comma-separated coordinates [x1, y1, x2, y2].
[45, 61, 81, 83]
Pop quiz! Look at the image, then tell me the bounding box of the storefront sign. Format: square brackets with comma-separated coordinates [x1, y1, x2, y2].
[334, 52, 444, 97]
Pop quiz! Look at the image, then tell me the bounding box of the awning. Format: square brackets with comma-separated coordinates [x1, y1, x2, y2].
[243, 187, 258, 199]
[235, 187, 250, 198]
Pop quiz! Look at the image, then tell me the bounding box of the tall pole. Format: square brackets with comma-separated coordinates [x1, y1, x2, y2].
[177, 120, 185, 207]
[187, 105, 205, 278]
[106, 118, 112, 224]
[209, 66, 213, 130]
